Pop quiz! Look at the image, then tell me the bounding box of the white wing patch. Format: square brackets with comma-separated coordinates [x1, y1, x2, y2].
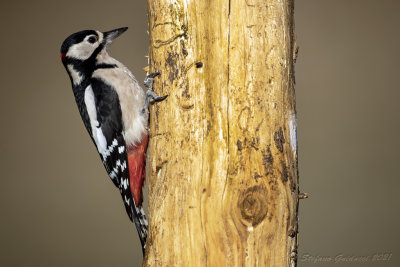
[84, 85, 99, 137]
[96, 128, 107, 155]
[84, 85, 111, 159]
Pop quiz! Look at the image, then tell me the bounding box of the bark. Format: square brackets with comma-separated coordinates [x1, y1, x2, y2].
[144, 0, 299, 266]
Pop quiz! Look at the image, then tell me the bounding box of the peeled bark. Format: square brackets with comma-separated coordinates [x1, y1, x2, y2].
[144, 0, 299, 266]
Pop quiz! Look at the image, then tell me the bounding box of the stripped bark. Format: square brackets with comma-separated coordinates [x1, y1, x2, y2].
[144, 0, 299, 266]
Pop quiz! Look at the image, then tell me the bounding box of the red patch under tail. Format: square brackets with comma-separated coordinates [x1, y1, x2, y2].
[127, 135, 148, 206]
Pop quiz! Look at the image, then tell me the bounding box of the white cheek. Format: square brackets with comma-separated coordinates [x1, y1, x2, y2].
[66, 43, 96, 60]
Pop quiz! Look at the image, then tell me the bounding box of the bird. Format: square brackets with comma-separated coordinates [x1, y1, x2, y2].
[60, 27, 167, 254]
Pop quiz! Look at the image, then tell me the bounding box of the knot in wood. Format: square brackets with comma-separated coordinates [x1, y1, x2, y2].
[238, 185, 268, 227]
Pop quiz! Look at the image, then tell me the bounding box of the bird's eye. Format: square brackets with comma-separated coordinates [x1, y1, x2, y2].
[88, 36, 97, 44]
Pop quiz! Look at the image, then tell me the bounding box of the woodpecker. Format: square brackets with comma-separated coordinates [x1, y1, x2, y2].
[60, 27, 166, 253]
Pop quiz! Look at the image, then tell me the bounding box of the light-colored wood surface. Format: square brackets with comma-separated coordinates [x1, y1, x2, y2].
[144, 0, 298, 266]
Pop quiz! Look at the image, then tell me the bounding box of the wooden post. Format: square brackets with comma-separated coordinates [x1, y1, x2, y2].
[144, 0, 299, 266]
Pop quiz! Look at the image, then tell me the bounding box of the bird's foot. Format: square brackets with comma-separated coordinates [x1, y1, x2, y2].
[144, 72, 168, 105]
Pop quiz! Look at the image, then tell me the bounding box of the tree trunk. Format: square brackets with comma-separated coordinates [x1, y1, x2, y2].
[144, 0, 299, 266]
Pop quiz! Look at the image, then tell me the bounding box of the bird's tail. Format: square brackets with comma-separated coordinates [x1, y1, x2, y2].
[131, 204, 148, 255]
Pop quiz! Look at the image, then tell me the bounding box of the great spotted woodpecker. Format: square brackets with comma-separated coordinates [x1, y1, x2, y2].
[60, 27, 166, 253]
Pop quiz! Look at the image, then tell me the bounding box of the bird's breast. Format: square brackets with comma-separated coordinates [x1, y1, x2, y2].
[92, 67, 148, 146]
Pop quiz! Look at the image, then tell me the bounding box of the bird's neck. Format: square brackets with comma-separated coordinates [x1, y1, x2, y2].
[64, 56, 94, 88]
[66, 63, 86, 87]
[95, 49, 121, 68]
[65, 48, 119, 88]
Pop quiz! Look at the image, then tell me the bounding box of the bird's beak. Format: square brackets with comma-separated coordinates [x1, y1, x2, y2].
[103, 27, 128, 44]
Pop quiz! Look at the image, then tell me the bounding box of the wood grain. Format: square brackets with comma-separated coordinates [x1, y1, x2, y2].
[144, 0, 299, 266]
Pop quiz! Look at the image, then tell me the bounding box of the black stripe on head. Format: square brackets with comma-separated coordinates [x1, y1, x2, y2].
[60, 30, 98, 54]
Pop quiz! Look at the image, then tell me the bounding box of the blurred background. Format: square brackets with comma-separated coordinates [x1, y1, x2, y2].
[0, 0, 399, 266]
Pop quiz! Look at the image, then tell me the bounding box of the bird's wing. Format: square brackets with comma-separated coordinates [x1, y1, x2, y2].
[90, 77, 126, 189]
[89, 78, 148, 247]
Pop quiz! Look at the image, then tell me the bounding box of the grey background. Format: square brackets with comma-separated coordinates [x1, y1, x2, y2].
[0, 0, 399, 266]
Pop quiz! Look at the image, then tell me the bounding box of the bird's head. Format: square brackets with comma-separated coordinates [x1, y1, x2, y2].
[60, 27, 127, 86]
[60, 27, 127, 63]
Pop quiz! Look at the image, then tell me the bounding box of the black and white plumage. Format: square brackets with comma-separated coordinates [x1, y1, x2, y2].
[60, 27, 166, 254]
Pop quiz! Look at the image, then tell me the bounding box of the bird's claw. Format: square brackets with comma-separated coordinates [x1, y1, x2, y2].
[144, 72, 160, 90]
[144, 72, 168, 106]
[148, 72, 160, 79]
